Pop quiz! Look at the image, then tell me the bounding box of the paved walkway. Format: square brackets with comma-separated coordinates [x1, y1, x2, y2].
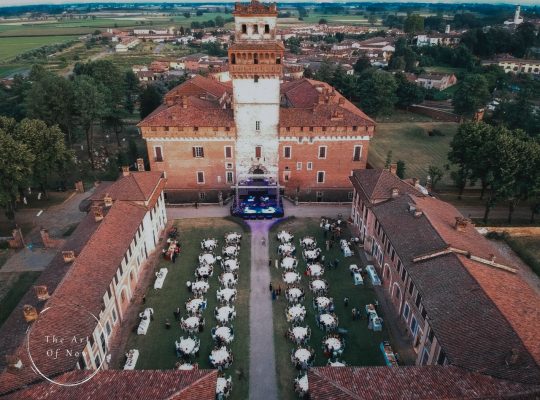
[248, 220, 278, 400]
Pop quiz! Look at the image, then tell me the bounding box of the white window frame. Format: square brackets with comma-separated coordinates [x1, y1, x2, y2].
[318, 146, 327, 159]
[224, 146, 233, 159]
[196, 171, 205, 184]
[316, 171, 325, 183]
[353, 145, 363, 161]
[226, 171, 234, 184]
[255, 121, 261, 131]
[307, 162, 313, 171]
[283, 146, 292, 159]
[296, 162, 302, 171]
[193, 146, 204, 158]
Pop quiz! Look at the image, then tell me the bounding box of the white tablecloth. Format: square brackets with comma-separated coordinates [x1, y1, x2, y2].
[183, 316, 200, 329]
[320, 314, 336, 326]
[216, 306, 235, 323]
[202, 239, 217, 250]
[279, 243, 295, 254]
[220, 272, 237, 286]
[200, 253, 216, 265]
[287, 287, 303, 299]
[177, 337, 198, 354]
[217, 287, 237, 302]
[288, 305, 306, 318]
[292, 326, 308, 340]
[223, 258, 239, 271]
[196, 265, 212, 277]
[224, 246, 238, 256]
[123, 349, 139, 370]
[316, 296, 331, 309]
[186, 298, 206, 313]
[283, 272, 300, 284]
[178, 363, 194, 370]
[366, 265, 381, 285]
[310, 279, 327, 291]
[277, 231, 293, 243]
[308, 264, 323, 277]
[192, 281, 209, 293]
[301, 238, 316, 247]
[325, 337, 342, 351]
[210, 347, 230, 365]
[281, 257, 296, 270]
[137, 308, 153, 335]
[304, 249, 321, 260]
[154, 268, 168, 289]
[295, 348, 311, 363]
[296, 374, 308, 392]
[225, 232, 242, 242]
[215, 326, 233, 342]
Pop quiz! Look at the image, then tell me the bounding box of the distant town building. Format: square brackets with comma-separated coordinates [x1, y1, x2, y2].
[483, 55, 540, 75]
[504, 5, 524, 26]
[415, 33, 460, 47]
[416, 73, 457, 91]
[115, 36, 140, 52]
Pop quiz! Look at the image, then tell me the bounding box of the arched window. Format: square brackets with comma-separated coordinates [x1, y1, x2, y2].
[254, 53, 259, 65]
[253, 24, 259, 34]
[241, 24, 247, 34]
[231, 53, 236, 65]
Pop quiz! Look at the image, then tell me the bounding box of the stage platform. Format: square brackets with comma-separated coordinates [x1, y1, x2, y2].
[230, 174, 284, 219]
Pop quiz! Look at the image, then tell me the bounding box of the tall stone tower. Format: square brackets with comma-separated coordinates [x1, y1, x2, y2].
[229, 0, 284, 178]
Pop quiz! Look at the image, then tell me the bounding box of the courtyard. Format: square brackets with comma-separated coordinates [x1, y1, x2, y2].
[118, 212, 411, 400]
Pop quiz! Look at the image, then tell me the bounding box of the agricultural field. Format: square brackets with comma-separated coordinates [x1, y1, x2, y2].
[0, 35, 79, 62]
[368, 121, 458, 187]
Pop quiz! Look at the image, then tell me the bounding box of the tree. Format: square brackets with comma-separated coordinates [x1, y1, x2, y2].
[196, 10, 203, 16]
[0, 117, 34, 220]
[384, 150, 393, 168]
[427, 165, 444, 191]
[24, 72, 76, 144]
[319, 18, 328, 25]
[314, 59, 334, 83]
[215, 16, 225, 27]
[367, 14, 377, 25]
[13, 119, 73, 198]
[356, 70, 397, 116]
[452, 74, 490, 116]
[183, 12, 190, 19]
[73, 76, 106, 170]
[395, 73, 425, 107]
[353, 56, 371, 74]
[404, 14, 424, 33]
[396, 160, 406, 179]
[139, 85, 163, 119]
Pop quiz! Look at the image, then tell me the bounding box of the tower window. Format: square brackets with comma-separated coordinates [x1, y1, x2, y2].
[255, 146, 262, 158]
[192, 146, 204, 158]
[265, 24, 270, 34]
[255, 121, 261, 131]
[231, 53, 236, 65]
[353, 145, 362, 161]
[253, 24, 259, 34]
[241, 24, 247, 34]
[197, 171, 205, 184]
[317, 171, 325, 183]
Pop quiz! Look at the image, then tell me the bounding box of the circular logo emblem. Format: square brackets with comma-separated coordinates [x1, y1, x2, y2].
[26, 303, 106, 386]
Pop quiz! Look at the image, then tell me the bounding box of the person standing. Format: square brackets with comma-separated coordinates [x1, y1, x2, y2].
[344, 297, 349, 307]
[269, 282, 273, 292]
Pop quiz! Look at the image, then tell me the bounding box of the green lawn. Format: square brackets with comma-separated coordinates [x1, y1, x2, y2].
[123, 218, 250, 400]
[270, 218, 388, 400]
[0, 35, 79, 61]
[369, 122, 458, 187]
[505, 235, 540, 278]
[374, 109, 434, 123]
[0, 271, 41, 327]
[423, 66, 465, 75]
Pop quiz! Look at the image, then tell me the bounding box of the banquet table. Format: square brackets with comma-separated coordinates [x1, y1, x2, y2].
[199, 253, 216, 265]
[223, 246, 238, 257]
[215, 306, 236, 323]
[213, 326, 234, 343]
[281, 256, 297, 270]
[366, 265, 381, 286]
[123, 349, 139, 370]
[283, 272, 301, 284]
[137, 308, 153, 335]
[328, 360, 346, 367]
[294, 348, 312, 363]
[201, 239, 217, 251]
[186, 298, 207, 314]
[192, 281, 210, 294]
[287, 305, 306, 322]
[307, 264, 324, 277]
[217, 288, 237, 303]
[216, 376, 232, 398]
[220, 272, 238, 287]
[210, 347, 231, 368]
[291, 326, 309, 343]
[181, 316, 201, 332]
[196, 265, 213, 278]
[353, 272, 364, 285]
[279, 243, 295, 255]
[225, 232, 242, 244]
[295, 374, 309, 393]
[340, 240, 353, 257]
[310, 279, 327, 293]
[177, 363, 194, 371]
[319, 314, 337, 330]
[154, 268, 168, 289]
[304, 249, 321, 260]
[324, 337, 342, 352]
[286, 287, 303, 302]
[301, 237, 316, 248]
[176, 337, 200, 355]
[222, 258, 239, 272]
[315, 296, 331, 311]
[277, 231, 293, 243]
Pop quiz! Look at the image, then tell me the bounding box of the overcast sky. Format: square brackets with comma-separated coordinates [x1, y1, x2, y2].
[0, 0, 536, 6]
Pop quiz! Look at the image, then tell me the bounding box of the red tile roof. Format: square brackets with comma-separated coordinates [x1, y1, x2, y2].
[350, 169, 422, 202]
[2, 370, 218, 400]
[308, 366, 540, 399]
[89, 172, 164, 203]
[165, 75, 230, 101]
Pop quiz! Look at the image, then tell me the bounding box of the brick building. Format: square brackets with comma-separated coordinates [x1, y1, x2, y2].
[349, 168, 540, 385]
[0, 171, 168, 395]
[138, 0, 375, 203]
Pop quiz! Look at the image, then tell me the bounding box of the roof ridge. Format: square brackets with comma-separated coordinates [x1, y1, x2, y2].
[128, 174, 148, 201]
[312, 368, 361, 399]
[165, 370, 217, 400]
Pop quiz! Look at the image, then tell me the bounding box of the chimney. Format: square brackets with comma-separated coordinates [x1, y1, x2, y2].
[103, 193, 113, 208]
[62, 250, 76, 263]
[414, 209, 423, 218]
[505, 348, 519, 366]
[389, 163, 397, 175]
[180, 95, 189, 108]
[34, 285, 50, 301]
[92, 205, 104, 222]
[136, 158, 145, 172]
[412, 178, 419, 187]
[122, 166, 130, 176]
[23, 305, 38, 322]
[488, 253, 496, 263]
[5, 355, 23, 372]
[454, 216, 470, 232]
[391, 188, 399, 198]
[445, 24, 450, 34]
[473, 108, 485, 122]
[338, 97, 345, 105]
